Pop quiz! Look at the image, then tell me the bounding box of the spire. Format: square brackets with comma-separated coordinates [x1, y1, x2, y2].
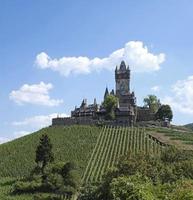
[120, 60, 126, 70]
[110, 89, 115, 95]
[94, 98, 97, 105]
[81, 98, 87, 108]
[104, 87, 109, 100]
[127, 64, 130, 70]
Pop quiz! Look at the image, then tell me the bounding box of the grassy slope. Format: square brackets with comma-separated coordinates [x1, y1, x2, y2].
[1, 125, 193, 199]
[184, 123, 193, 131]
[147, 127, 193, 150]
[0, 125, 100, 178]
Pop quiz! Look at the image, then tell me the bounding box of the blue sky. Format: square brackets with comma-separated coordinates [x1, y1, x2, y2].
[1, 0, 193, 143]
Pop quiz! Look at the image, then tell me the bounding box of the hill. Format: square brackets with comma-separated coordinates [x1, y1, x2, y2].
[1, 125, 193, 199]
[184, 123, 193, 131]
[0, 125, 100, 178]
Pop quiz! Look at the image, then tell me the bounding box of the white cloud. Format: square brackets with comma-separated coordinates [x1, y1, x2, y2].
[36, 41, 165, 76]
[151, 85, 161, 92]
[12, 113, 69, 130]
[163, 76, 193, 114]
[9, 82, 63, 106]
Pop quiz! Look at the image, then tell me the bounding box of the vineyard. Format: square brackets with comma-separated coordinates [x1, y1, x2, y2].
[0, 125, 187, 199]
[0, 125, 100, 178]
[82, 126, 165, 183]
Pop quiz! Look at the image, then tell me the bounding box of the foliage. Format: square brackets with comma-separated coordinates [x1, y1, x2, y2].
[156, 104, 173, 122]
[79, 147, 193, 200]
[143, 95, 160, 113]
[168, 180, 193, 200]
[36, 134, 54, 174]
[13, 180, 42, 193]
[0, 177, 33, 200]
[109, 175, 155, 200]
[103, 95, 118, 120]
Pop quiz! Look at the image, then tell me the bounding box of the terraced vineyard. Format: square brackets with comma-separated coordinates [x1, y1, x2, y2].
[82, 126, 165, 183]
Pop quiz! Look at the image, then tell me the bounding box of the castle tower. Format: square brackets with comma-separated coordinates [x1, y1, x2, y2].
[115, 61, 133, 108]
[114, 61, 136, 125]
[115, 61, 130, 96]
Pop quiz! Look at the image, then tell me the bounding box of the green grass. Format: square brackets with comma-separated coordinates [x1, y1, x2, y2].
[0, 125, 100, 178]
[157, 128, 193, 144]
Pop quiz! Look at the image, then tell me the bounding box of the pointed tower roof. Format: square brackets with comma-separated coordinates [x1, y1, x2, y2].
[94, 98, 97, 105]
[127, 64, 130, 70]
[80, 99, 87, 108]
[120, 60, 126, 70]
[104, 87, 109, 99]
[110, 89, 115, 95]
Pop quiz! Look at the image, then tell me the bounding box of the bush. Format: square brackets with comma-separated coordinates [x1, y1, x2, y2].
[34, 193, 60, 200]
[14, 180, 41, 193]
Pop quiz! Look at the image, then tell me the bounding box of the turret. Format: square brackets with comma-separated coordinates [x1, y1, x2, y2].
[110, 89, 115, 95]
[80, 99, 87, 108]
[94, 98, 97, 105]
[104, 87, 109, 100]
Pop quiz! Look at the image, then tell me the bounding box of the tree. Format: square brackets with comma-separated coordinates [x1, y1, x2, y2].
[143, 95, 160, 113]
[59, 162, 81, 197]
[156, 104, 173, 122]
[35, 134, 54, 174]
[103, 95, 118, 120]
[109, 175, 155, 200]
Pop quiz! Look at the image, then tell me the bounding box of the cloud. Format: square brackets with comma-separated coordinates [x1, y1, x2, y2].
[9, 82, 63, 106]
[163, 76, 193, 114]
[35, 41, 165, 76]
[12, 113, 69, 130]
[151, 85, 161, 92]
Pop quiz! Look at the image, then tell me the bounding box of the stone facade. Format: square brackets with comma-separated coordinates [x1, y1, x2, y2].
[52, 61, 155, 126]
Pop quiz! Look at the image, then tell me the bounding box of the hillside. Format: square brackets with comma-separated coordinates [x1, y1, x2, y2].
[147, 126, 193, 150]
[184, 123, 193, 131]
[1, 125, 193, 199]
[82, 126, 164, 183]
[0, 125, 100, 178]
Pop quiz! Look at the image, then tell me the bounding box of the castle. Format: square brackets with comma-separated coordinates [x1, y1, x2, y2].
[52, 61, 155, 126]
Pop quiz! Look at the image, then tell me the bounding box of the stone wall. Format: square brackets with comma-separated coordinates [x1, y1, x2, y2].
[52, 117, 135, 127]
[52, 117, 98, 126]
[136, 107, 155, 122]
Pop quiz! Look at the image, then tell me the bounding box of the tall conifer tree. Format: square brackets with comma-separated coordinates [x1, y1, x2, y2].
[35, 134, 54, 173]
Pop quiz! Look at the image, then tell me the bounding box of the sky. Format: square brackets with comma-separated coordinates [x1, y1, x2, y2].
[1, 0, 193, 143]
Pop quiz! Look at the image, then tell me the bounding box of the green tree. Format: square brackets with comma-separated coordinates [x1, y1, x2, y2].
[156, 104, 173, 122]
[143, 95, 160, 113]
[61, 162, 81, 197]
[35, 134, 54, 174]
[103, 95, 118, 120]
[109, 175, 155, 200]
